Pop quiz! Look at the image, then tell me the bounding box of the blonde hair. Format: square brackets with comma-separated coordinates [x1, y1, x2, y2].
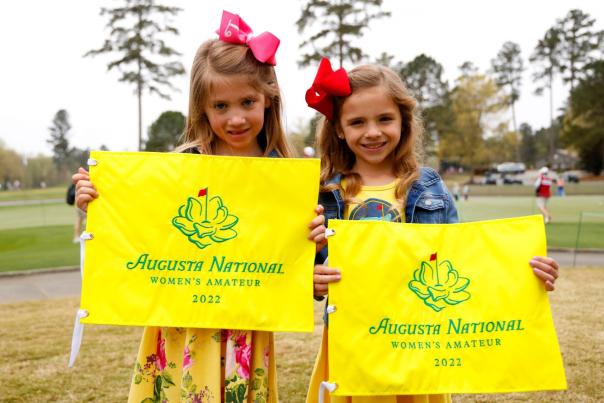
[317, 64, 423, 206]
[178, 39, 292, 157]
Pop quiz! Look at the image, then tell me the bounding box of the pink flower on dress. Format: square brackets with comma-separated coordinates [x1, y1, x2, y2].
[235, 334, 251, 380]
[235, 333, 247, 348]
[183, 345, 192, 370]
[156, 332, 167, 371]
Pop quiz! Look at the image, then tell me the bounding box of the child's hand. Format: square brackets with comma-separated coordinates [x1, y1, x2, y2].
[530, 256, 560, 291]
[314, 264, 341, 297]
[308, 204, 327, 252]
[71, 167, 98, 212]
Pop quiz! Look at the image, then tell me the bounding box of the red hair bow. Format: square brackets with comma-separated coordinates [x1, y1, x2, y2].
[216, 10, 280, 66]
[305, 58, 351, 120]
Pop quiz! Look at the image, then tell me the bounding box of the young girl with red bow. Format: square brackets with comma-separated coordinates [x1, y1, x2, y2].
[73, 11, 313, 402]
[305, 59, 561, 403]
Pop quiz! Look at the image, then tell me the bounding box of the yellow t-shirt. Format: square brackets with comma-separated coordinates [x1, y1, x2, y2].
[344, 180, 404, 222]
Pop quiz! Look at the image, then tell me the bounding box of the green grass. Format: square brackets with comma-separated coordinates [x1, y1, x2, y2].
[457, 195, 604, 222]
[456, 195, 604, 249]
[0, 186, 67, 202]
[465, 182, 604, 196]
[0, 225, 79, 272]
[544, 223, 604, 249]
[0, 202, 75, 230]
[443, 178, 604, 196]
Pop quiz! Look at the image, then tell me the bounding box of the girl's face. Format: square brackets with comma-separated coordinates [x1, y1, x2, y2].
[204, 75, 270, 156]
[338, 85, 402, 174]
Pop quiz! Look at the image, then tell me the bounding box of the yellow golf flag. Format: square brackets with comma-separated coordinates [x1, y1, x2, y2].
[327, 216, 566, 395]
[79, 151, 319, 332]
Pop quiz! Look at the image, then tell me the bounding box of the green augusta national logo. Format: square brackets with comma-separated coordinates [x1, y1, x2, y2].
[172, 187, 239, 249]
[408, 253, 471, 312]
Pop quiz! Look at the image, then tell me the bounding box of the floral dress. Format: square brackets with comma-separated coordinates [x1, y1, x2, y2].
[128, 327, 277, 403]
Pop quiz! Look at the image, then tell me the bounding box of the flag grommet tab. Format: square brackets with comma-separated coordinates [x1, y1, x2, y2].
[318, 381, 338, 403]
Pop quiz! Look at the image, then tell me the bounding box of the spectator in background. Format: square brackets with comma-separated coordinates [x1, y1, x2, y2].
[452, 182, 460, 201]
[557, 175, 565, 197]
[462, 184, 470, 201]
[66, 183, 85, 243]
[535, 167, 553, 223]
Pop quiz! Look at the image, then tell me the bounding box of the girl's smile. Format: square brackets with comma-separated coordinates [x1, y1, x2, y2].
[360, 141, 388, 150]
[338, 85, 402, 177]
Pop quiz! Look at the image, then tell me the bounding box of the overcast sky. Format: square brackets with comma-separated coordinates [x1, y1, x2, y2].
[1, 0, 602, 157]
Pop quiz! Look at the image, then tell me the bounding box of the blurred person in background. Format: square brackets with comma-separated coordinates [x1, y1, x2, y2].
[556, 174, 565, 197]
[66, 183, 85, 243]
[535, 167, 553, 223]
[452, 182, 460, 201]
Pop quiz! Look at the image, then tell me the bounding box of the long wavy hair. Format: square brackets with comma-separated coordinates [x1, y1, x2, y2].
[317, 64, 423, 207]
[177, 39, 292, 157]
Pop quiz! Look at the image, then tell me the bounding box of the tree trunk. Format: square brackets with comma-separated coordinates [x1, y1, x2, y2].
[548, 72, 555, 164]
[510, 100, 517, 133]
[138, 76, 142, 151]
[601, 141, 604, 176]
[137, 9, 143, 151]
[511, 101, 520, 161]
[337, 11, 343, 68]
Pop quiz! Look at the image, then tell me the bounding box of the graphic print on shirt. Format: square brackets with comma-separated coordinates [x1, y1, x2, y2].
[348, 197, 402, 222]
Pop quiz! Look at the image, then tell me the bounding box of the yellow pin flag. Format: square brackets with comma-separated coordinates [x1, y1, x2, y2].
[325, 216, 566, 396]
[79, 151, 320, 332]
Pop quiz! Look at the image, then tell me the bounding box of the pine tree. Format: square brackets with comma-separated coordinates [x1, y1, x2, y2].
[490, 41, 524, 133]
[398, 54, 451, 157]
[85, 0, 185, 150]
[47, 110, 73, 178]
[296, 0, 390, 68]
[530, 27, 563, 162]
[562, 61, 604, 174]
[555, 9, 602, 92]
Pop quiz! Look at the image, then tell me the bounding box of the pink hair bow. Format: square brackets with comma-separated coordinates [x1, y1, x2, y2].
[216, 10, 280, 66]
[305, 58, 351, 120]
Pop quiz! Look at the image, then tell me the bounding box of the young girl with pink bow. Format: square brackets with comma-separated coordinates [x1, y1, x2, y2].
[73, 11, 312, 402]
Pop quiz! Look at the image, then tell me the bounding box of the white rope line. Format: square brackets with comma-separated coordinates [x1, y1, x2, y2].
[87, 158, 98, 166]
[79, 232, 93, 278]
[68, 309, 89, 367]
[69, 232, 93, 367]
[325, 228, 336, 238]
[326, 305, 337, 314]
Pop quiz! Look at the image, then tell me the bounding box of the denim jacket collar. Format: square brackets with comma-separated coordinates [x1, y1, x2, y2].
[322, 167, 458, 224]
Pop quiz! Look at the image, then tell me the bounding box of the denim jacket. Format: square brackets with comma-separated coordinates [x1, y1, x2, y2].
[316, 167, 459, 265]
[315, 167, 459, 315]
